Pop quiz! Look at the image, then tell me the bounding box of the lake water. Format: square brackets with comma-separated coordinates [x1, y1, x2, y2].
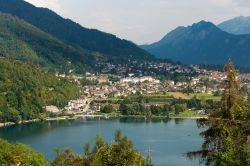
[0, 118, 205, 166]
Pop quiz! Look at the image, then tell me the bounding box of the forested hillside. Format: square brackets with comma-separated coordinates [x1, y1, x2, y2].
[0, 0, 153, 61]
[0, 13, 99, 73]
[0, 58, 80, 123]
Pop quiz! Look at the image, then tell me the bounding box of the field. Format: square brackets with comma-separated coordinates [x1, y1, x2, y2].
[144, 92, 221, 103]
[169, 110, 208, 118]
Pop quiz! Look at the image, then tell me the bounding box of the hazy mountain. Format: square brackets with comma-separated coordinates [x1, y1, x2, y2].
[141, 21, 250, 67]
[218, 16, 250, 35]
[0, 0, 153, 61]
[0, 13, 97, 73]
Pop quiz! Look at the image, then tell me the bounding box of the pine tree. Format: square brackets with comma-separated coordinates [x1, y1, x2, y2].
[145, 148, 154, 166]
[188, 59, 250, 165]
[221, 59, 239, 120]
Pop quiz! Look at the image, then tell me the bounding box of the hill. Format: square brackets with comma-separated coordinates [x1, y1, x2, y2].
[0, 13, 99, 73]
[0, 58, 80, 123]
[0, 0, 153, 61]
[218, 16, 250, 35]
[141, 21, 250, 67]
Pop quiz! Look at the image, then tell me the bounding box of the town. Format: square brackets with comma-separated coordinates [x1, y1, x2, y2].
[46, 61, 250, 116]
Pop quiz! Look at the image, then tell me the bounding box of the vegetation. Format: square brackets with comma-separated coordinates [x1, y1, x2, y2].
[0, 58, 80, 123]
[98, 93, 219, 117]
[0, 139, 46, 166]
[0, 0, 153, 62]
[0, 130, 154, 166]
[0, 13, 97, 73]
[187, 60, 250, 165]
[51, 130, 152, 166]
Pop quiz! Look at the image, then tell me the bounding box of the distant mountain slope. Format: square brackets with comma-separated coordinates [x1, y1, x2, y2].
[0, 13, 98, 73]
[218, 16, 250, 35]
[0, 0, 153, 60]
[141, 21, 250, 67]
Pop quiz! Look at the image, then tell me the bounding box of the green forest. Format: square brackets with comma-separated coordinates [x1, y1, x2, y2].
[0, 13, 97, 73]
[0, 58, 80, 123]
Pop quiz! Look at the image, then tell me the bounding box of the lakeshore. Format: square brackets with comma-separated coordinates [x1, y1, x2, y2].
[0, 113, 208, 128]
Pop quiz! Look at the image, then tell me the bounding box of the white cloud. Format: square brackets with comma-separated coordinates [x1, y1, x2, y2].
[25, 0, 60, 10]
[234, 0, 250, 7]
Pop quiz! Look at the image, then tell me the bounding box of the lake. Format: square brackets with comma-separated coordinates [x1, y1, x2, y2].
[0, 118, 205, 166]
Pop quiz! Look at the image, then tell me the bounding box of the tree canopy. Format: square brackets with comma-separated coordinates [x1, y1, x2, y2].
[0, 139, 46, 166]
[187, 60, 250, 165]
[0, 58, 80, 123]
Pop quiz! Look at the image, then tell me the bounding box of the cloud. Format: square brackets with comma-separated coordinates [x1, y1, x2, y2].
[234, 0, 250, 7]
[25, 0, 60, 10]
[24, 0, 250, 44]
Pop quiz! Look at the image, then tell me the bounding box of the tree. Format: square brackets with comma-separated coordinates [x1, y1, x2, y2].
[187, 60, 250, 165]
[119, 103, 129, 115]
[220, 59, 240, 120]
[51, 130, 150, 166]
[100, 104, 114, 113]
[145, 149, 154, 166]
[95, 133, 105, 149]
[0, 139, 46, 166]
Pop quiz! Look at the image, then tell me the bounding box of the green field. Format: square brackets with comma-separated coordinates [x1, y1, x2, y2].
[169, 110, 208, 118]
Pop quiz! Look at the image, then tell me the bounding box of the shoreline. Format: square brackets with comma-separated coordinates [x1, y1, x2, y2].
[0, 114, 208, 128]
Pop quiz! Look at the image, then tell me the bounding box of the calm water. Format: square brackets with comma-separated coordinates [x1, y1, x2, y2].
[0, 118, 205, 166]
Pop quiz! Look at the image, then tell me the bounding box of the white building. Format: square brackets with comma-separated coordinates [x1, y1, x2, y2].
[120, 76, 159, 83]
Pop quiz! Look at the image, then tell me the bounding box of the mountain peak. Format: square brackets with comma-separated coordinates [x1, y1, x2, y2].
[190, 20, 218, 32]
[141, 20, 250, 67]
[218, 16, 250, 35]
[233, 16, 250, 21]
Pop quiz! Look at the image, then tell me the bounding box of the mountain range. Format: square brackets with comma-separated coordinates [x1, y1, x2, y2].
[0, 0, 153, 60]
[218, 16, 250, 35]
[141, 21, 250, 67]
[0, 0, 250, 69]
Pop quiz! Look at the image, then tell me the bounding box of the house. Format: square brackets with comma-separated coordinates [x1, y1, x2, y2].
[97, 75, 109, 84]
[45, 106, 61, 114]
[66, 98, 88, 111]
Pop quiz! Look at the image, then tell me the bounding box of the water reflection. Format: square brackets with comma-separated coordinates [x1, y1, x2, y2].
[119, 117, 172, 124]
[174, 118, 186, 125]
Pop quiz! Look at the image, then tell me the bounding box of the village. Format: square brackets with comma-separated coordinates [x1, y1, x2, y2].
[45, 62, 250, 115]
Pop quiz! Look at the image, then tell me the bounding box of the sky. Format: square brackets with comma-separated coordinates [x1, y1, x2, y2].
[25, 0, 250, 44]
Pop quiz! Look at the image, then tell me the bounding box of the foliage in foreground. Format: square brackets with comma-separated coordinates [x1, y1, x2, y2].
[0, 130, 153, 166]
[187, 60, 250, 166]
[0, 139, 46, 166]
[50, 130, 153, 166]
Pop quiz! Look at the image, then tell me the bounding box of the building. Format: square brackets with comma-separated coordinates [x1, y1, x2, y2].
[97, 75, 109, 84]
[45, 106, 61, 114]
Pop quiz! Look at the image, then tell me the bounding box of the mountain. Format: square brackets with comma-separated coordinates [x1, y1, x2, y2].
[0, 13, 99, 73]
[141, 21, 250, 67]
[218, 16, 250, 35]
[0, 57, 80, 122]
[0, 0, 153, 61]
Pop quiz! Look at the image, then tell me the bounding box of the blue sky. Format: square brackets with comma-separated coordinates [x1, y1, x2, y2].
[25, 0, 250, 44]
